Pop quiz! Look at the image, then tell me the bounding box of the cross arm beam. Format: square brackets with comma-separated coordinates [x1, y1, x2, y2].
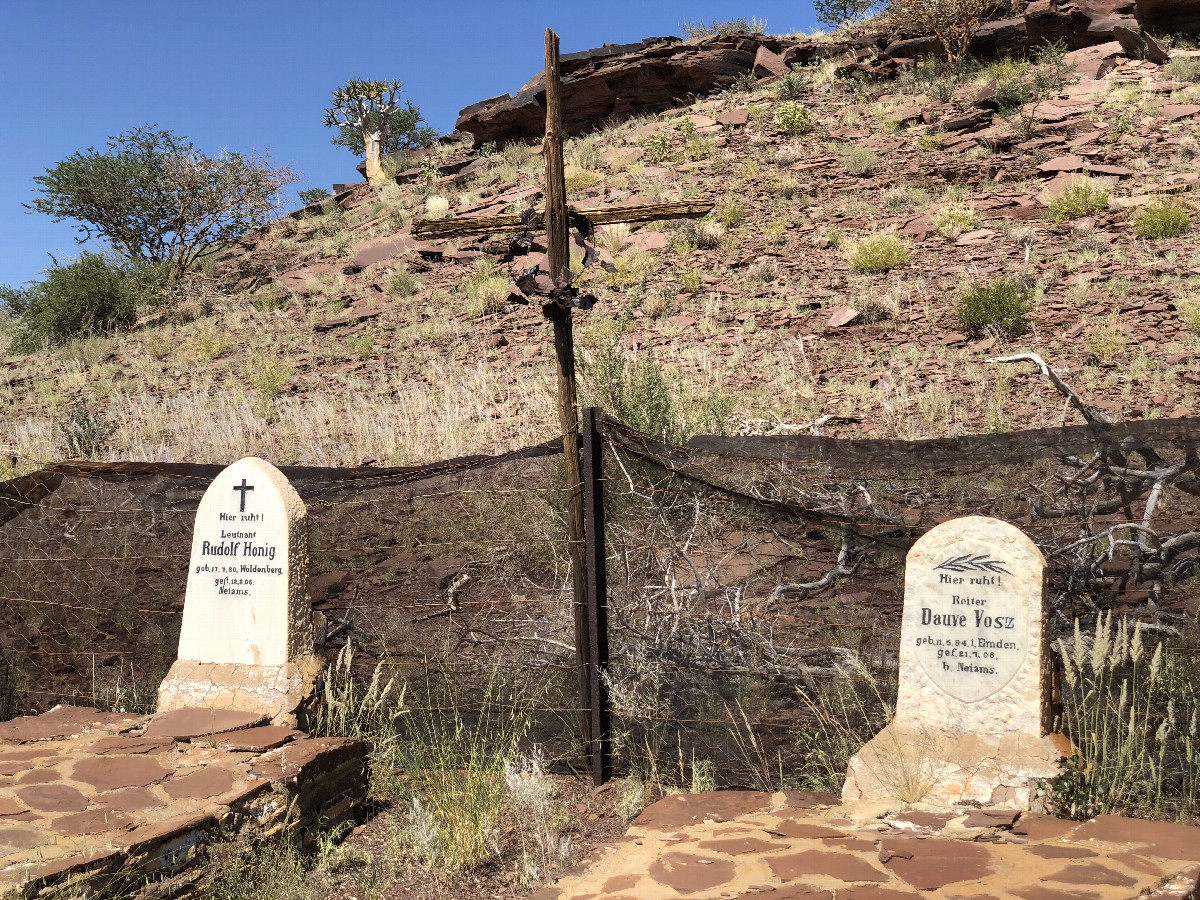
[410, 200, 715, 240]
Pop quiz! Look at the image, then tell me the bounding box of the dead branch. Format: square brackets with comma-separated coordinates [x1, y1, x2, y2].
[987, 352, 1109, 426]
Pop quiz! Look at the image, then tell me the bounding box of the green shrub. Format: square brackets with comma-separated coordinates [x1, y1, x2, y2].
[388, 268, 421, 299]
[1133, 199, 1191, 239]
[841, 145, 877, 175]
[1045, 176, 1110, 221]
[935, 202, 981, 239]
[1, 253, 140, 352]
[580, 339, 733, 443]
[298, 187, 331, 206]
[774, 102, 815, 135]
[1085, 321, 1128, 362]
[56, 400, 115, 458]
[955, 276, 1031, 337]
[682, 17, 766, 37]
[776, 67, 809, 100]
[846, 233, 910, 273]
[1165, 55, 1200, 82]
[643, 133, 673, 163]
[1179, 294, 1200, 334]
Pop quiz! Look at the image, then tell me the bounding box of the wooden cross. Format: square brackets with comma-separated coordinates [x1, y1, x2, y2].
[414, 29, 713, 775]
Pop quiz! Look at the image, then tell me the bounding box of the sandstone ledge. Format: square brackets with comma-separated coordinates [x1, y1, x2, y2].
[0, 706, 367, 898]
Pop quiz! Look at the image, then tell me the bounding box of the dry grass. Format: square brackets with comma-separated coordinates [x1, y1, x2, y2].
[5, 362, 557, 468]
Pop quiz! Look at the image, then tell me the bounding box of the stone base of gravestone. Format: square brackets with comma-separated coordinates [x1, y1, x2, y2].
[843, 725, 1071, 808]
[843, 515, 1068, 810]
[157, 656, 325, 726]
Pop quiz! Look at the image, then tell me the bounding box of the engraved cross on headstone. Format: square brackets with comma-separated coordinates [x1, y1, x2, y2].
[233, 478, 255, 513]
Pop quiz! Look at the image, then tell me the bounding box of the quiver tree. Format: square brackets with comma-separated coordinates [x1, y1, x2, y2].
[28, 126, 298, 284]
[324, 79, 432, 185]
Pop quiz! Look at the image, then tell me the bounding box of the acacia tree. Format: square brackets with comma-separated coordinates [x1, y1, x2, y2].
[29, 126, 298, 283]
[886, 0, 997, 64]
[814, 0, 878, 29]
[324, 79, 433, 185]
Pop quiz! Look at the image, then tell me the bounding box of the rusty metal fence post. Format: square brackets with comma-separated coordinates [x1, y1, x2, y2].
[581, 407, 612, 785]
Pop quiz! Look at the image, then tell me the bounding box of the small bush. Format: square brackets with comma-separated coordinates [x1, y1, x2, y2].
[776, 67, 809, 100]
[298, 187, 331, 206]
[643, 133, 673, 163]
[718, 199, 745, 227]
[1045, 177, 1110, 221]
[424, 195, 451, 219]
[774, 102, 815, 135]
[56, 400, 115, 458]
[934, 202, 981, 239]
[841, 145, 877, 175]
[682, 17, 766, 38]
[564, 168, 602, 195]
[244, 354, 292, 397]
[1133, 199, 1191, 239]
[348, 335, 374, 360]
[1085, 321, 1128, 363]
[846, 233, 910, 273]
[2, 254, 140, 352]
[1178, 294, 1200, 334]
[388, 268, 421, 299]
[463, 259, 511, 314]
[1166, 55, 1200, 82]
[955, 276, 1031, 337]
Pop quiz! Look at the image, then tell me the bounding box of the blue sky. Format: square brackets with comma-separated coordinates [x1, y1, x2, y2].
[0, 1, 821, 289]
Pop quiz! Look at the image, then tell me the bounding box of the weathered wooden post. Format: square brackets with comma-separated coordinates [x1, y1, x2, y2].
[582, 406, 611, 784]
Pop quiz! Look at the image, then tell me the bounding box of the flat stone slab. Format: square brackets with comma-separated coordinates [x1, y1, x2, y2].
[0, 706, 367, 897]
[540, 793, 1200, 900]
[141, 707, 266, 741]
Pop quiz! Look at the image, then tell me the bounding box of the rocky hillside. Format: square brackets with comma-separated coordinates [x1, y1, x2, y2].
[3, 21, 1200, 473]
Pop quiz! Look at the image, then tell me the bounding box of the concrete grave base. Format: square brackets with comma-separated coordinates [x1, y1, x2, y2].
[156, 656, 325, 727]
[0, 705, 367, 898]
[842, 723, 1071, 809]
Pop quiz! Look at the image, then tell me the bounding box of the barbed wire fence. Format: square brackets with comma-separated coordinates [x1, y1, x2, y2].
[1, 414, 1198, 788]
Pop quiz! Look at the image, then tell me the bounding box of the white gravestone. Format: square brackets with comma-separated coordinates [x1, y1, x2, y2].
[157, 458, 323, 724]
[842, 516, 1068, 809]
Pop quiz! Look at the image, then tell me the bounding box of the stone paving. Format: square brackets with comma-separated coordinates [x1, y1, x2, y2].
[0, 705, 367, 896]
[540, 791, 1200, 900]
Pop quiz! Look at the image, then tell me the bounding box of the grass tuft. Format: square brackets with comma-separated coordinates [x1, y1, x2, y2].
[955, 276, 1031, 337]
[1045, 176, 1110, 221]
[1133, 199, 1191, 239]
[845, 233, 910, 273]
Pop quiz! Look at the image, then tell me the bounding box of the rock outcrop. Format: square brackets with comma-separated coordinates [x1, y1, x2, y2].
[454, 32, 871, 147]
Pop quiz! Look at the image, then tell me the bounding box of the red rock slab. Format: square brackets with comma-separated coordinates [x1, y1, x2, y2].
[634, 791, 774, 829]
[891, 810, 955, 829]
[0, 707, 142, 743]
[696, 836, 785, 855]
[1013, 885, 1109, 899]
[98, 787, 164, 812]
[142, 708, 266, 741]
[769, 849, 890, 883]
[48, 808, 135, 835]
[16, 783, 89, 812]
[1071, 815, 1200, 861]
[1038, 155, 1086, 174]
[0, 826, 48, 854]
[1161, 104, 1200, 121]
[1107, 851, 1166, 877]
[770, 887, 835, 899]
[0, 749, 54, 776]
[963, 808, 1020, 828]
[1046, 861, 1139, 887]
[89, 736, 174, 755]
[717, 109, 749, 127]
[1026, 844, 1097, 859]
[0, 798, 25, 816]
[647, 851, 736, 893]
[72, 755, 171, 791]
[1012, 812, 1078, 841]
[163, 767, 236, 800]
[881, 838, 993, 890]
[780, 790, 840, 809]
[769, 820, 853, 839]
[214, 725, 300, 752]
[840, 889, 922, 899]
[15, 768, 59, 784]
[602, 873, 641, 892]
